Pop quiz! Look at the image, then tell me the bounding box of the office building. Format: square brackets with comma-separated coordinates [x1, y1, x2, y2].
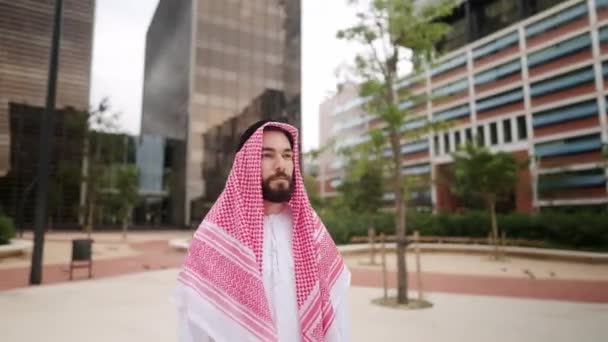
[319, 0, 608, 212]
[142, 0, 301, 225]
[0, 0, 95, 219]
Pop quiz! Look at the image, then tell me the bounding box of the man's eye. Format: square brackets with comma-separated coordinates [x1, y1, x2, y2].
[283, 154, 293, 159]
[263, 153, 273, 158]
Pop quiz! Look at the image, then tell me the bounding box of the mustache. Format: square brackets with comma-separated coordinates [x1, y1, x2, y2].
[268, 172, 291, 181]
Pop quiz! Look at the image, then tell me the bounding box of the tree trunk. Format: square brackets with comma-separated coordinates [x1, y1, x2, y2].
[122, 209, 131, 240]
[79, 139, 89, 226]
[122, 219, 128, 240]
[85, 196, 95, 239]
[386, 50, 409, 304]
[369, 225, 376, 264]
[489, 200, 499, 260]
[391, 130, 408, 304]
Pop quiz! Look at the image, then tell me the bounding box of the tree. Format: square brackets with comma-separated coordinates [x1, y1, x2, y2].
[451, 143, 521, 259]
[337, 132, 386, 230]
[62, 99, 122, 237]
[338, 139, 386, 265]
[112, 165, 139, 240]
[337, 0, 455, 304]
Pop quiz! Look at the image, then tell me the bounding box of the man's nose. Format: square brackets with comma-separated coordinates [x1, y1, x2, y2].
[275, 156, 287, 171]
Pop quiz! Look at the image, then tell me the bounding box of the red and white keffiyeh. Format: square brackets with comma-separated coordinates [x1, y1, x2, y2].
[175, 122, 350, 342]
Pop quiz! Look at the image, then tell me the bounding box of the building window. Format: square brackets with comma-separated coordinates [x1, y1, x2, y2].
[527, 33, 591, 67]
[503, 119, 512, 143]
[465, 128, 473, 143]
[433, 135, 440, 156]
[599, 25, 608, 44]
[401, 117, 426, 131]
[402, 163, 432, 175]
[477, 126, 485, 146]
[401, 140, 429, 155]
[535, 134, 603, 158]
[434, 135, 440, 155]
[430, 53, 466, 77]
[526, 2, 588, 38]
[517, 116, 528, 140]
[454, 131, 461, 149]
[444, 133, 451, 154]
[476, 88, 524, 112]
[433, 104, 470, 122]
[474, 59, 521, 86]
[532, 99, 598, 127]
[490, 122, 498, 145]
[473, 31, 519, 60]
[432, 77, 468, 98]
[539, 168, 606, 191]
[529, 67, 594, 98]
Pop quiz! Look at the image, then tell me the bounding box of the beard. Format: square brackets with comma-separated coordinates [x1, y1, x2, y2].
[262, 172, 293, 203]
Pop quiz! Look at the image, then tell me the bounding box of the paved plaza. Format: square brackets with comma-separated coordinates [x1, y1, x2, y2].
[1, 232, 608, 341]
[1, 269, 607, 342]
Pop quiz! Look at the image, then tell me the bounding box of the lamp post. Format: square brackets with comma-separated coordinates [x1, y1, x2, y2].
[30, 0, 64, 285]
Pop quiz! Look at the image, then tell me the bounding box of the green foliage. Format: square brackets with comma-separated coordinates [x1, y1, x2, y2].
[303, 174, 323, 210]
[319, 205, 608, 251]
[99, 165, 139, 225]
[114, 165, 139, 216]
[338, 145, 385, 215]
[451, 143, 521, 205]
[0, 213, 16, 245]
[337, 0, 457, 206]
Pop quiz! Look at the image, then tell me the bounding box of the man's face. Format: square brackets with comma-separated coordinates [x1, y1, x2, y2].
[261, 130, 294, 203]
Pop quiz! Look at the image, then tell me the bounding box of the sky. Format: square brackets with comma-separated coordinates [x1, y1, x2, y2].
[90, 0, 362, 152]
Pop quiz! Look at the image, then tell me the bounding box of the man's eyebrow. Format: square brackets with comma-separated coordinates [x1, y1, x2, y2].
[262, 147, 292, 153]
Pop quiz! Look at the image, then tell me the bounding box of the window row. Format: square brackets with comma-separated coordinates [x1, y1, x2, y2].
[434, 115, 528, 156]
[430, 53, 466, 77]
[532, 99, 598, 128]
[474, 59, 521, 86]
[432, 77, 468, 98]
[525, 2, 587, 38]
[527, 33, 591, 67]
[538, 168, 606, 191]
[530, 66, 595, 98]
[473, 31, 519, 60]
[534, 133, 603, 158]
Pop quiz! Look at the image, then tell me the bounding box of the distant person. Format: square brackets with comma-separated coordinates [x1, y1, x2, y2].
[173, 120, 351, 341]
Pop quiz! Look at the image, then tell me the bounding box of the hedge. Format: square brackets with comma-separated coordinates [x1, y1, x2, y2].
[0, 213, 16, 245]
[318, 208, 608, 252]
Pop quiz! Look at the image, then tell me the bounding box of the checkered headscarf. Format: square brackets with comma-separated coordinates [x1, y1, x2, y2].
[178, 122, 349, 341]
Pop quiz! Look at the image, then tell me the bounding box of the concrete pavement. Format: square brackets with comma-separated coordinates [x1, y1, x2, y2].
[1, 269, 607, 342]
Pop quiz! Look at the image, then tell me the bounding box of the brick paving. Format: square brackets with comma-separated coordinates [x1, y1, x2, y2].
[0, 240, 185, 290]
[2, 237, 608, 304]
[351, 268, 608, 303]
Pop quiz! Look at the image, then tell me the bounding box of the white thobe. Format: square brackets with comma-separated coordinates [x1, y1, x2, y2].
[177, 210, 351, 342]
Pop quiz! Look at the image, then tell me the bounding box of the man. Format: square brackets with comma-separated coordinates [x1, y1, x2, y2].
[174, 120, 351, 342]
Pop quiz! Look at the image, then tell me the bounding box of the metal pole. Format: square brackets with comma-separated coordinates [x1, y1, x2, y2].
[30, 0, 64, 285]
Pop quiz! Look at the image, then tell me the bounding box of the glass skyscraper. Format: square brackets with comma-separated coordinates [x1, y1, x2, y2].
[142, 0, 301, 226]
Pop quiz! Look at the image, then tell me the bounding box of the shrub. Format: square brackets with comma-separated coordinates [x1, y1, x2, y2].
[319, 204, 608, 251]
[0, 214, 16, 245]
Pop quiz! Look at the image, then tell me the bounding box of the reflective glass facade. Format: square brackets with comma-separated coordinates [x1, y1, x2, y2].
[142, 0, 301, 225]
